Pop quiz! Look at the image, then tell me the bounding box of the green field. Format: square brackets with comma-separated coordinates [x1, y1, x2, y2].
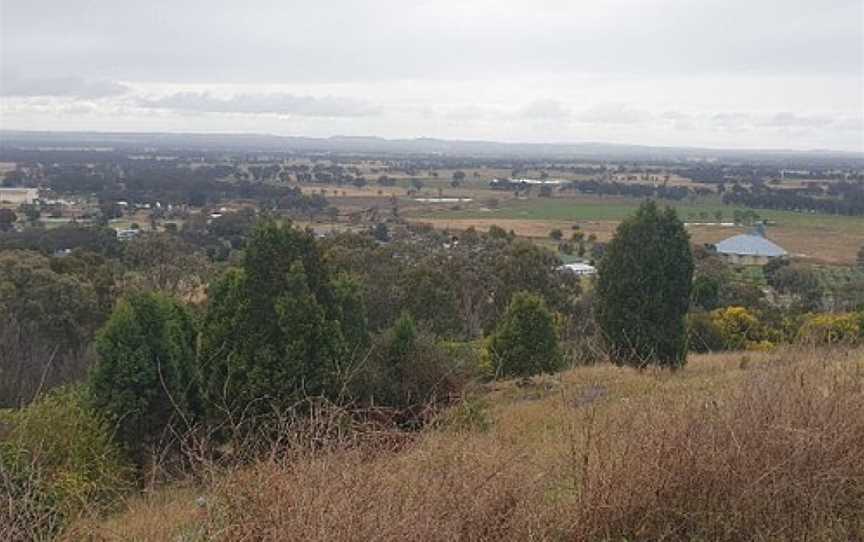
[421, 196, 864, 232]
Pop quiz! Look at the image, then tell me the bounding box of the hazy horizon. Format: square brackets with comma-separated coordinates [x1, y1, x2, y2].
[2, 0, 862, 152]
[4, 128, 864, 157]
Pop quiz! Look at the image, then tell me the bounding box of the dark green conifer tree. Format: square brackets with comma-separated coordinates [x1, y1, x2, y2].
[199, 221, 363, 421]
[487, 291, 562, 377]
[90, 292, 199, 460]
[595, 200, 694, 368]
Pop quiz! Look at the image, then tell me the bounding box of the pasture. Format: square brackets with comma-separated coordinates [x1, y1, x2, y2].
[404, 194, 864, 265]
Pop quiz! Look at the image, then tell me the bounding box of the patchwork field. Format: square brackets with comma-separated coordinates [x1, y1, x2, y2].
[404, 195, 864, 265]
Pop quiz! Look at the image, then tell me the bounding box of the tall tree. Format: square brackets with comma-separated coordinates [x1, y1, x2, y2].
[198, 221, 351, 422]
[595, 200, 694, 368]
[89, 292, 199, 462]
[451, 170, 466, 187]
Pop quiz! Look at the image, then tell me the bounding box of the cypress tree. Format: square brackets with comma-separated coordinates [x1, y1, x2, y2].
[595, 200, 694, 368]
[487, 291, 562, 377]
[199, 221, 357, 422]
[89, 292, 199, 461]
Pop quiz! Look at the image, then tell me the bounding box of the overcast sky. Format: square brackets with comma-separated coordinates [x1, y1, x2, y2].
[1, 0, 862, 151]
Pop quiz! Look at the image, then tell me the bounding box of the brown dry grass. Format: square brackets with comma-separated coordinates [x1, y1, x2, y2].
[77, 348, 864, 541]
[411, 217, 862, 265]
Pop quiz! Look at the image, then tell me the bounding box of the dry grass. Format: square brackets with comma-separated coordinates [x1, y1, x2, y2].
[77, 348, 864, 541]
[66, 486, 203, 541]
[410, 216, 861, 265]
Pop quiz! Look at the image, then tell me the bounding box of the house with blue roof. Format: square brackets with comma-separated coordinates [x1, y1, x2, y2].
[714, 228, 787, 266]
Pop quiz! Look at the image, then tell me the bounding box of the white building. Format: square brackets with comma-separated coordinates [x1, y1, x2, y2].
[558, 262, 598, 276]
[115, 228, 140, 241]
[0, 188, 39, 204]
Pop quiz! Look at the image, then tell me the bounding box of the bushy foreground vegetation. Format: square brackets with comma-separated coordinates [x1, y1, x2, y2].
[57, 348, 864, 541]
[0, 387, 130, 540]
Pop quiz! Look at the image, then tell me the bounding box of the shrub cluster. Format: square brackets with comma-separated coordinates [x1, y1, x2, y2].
[797, 312, 862, 346]
[690, 306, 864, 353]
[0, 387, 130, 540]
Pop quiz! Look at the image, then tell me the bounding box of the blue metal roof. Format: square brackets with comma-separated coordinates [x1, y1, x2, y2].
[715, 234, 787, 257]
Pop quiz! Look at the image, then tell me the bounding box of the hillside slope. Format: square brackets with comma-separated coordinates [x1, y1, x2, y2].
[74, 348, 864, 541]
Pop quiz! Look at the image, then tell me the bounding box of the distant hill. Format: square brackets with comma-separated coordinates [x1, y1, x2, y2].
[1, 130, 862, 165]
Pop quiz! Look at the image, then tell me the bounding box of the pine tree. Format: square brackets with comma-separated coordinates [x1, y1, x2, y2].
[487, 291, 562, 377]
[89, 292, 199, 460]
[595, 200, 694, 368]
[199, 221, 357, 422]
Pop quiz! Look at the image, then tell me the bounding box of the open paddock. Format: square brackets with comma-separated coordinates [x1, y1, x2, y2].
[406, 195, 863, 265]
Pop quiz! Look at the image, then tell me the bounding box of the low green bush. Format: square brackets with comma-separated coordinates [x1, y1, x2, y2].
[0, 458, 65, 541]
[347, 314, 466, 424]
[687, 311, 726, 353]
[486, 292, 563, 377]
[0, 386, 131, 539]
[436, 397, 491, 433]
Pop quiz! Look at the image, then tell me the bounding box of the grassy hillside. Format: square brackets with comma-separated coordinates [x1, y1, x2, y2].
[72, 348, 864, 541]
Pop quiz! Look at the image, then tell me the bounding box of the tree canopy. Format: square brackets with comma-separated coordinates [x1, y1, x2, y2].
[595, 200, 694, 368]
[89, 292, 199, 461]
[487, 291, 562, 377]
[198, 221, 358, 422]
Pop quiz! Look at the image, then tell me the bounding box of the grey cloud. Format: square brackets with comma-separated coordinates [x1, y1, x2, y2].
[137, 92, 380, 118]
[711, 112, 753, 130]
[577, 104, 652, 125]
[442, 105, 502, 121]
[2, 0, 861, 85]
[711, 111, 851, 131]
[703, 111, 864, 138]
[835, 116, 864, 131]
[756, 112, 833, 128]
[1, 0, 861, 151]
[661, 111, 691, 121]
[517, 99, 571, 119]
[1, 73, 129, 98]
[661, 111, 697, 131]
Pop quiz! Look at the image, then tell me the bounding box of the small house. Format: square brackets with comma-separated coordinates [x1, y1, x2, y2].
[714, 230, 787, 266]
